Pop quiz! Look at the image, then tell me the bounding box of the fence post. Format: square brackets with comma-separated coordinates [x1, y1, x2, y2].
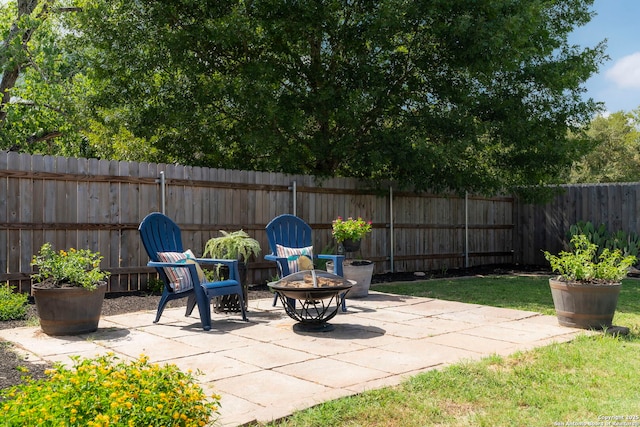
[465, 192, 469, 268]
[155, 171, 166, 214]
[289, 180, 297, 216]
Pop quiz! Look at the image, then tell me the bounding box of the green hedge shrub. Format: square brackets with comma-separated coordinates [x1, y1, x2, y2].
[0, 284, 28, 321]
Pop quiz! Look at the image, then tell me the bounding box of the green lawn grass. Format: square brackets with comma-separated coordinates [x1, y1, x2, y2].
[258, 275, 640, 427]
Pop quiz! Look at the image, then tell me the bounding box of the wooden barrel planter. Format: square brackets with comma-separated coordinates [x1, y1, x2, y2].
[549, 278, 621, 330]
[32, 282, 107, 336]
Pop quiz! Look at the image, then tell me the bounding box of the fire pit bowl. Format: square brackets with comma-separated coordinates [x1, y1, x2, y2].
[269, 270, 354, 332]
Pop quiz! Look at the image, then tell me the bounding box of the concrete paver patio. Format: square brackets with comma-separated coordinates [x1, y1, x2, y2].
[0, 292, 585, 426]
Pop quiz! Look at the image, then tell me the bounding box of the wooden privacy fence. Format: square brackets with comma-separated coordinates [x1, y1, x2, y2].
[515, 183, 640, 266]
[1, 152, 515, 294]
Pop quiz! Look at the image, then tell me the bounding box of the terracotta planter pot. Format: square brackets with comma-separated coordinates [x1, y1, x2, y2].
[549, 278, 621, 330]
[32, 282, 107, 336]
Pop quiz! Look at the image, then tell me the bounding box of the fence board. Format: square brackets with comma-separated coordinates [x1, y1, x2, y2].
[0, 153, 7, 276]
[517, 183, 640, 265]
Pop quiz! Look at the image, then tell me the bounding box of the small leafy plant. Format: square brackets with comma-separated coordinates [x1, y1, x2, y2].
[31, 243, 111, 290]
[543, 234, 636, 284]
[568, 220, 640, 259]
[331, 216, 372, 243]
[0, 284, 28, 321]
[203, 230, 261, 261]
[0, 353, 220, 426]
[146, 277, 165, 295]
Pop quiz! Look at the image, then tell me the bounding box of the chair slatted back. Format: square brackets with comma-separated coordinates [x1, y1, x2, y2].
[139, 212, 184, 262]
[265, 214, 313, 253]
[139, 213, 185, 288]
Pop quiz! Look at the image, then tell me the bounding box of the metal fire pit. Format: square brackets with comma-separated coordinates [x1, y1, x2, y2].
[269, 270, 353, 332]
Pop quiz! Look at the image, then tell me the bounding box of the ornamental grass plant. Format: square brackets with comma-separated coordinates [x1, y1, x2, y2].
[0, 353, 220, 427]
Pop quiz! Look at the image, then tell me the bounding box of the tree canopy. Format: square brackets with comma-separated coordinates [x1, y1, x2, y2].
[1, 0, 606, 198]
[568, 111, 640, 183]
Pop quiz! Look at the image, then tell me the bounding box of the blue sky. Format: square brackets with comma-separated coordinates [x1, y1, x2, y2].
[570, 0, 640, 113]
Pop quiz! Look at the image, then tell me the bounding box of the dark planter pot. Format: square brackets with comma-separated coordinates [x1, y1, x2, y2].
[549, 278, 621, 330]
[32, 282, 107, 336]
[213, 263, 248, 313]
[341, 239, 361, 253]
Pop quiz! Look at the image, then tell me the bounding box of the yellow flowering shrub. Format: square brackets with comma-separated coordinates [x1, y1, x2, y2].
[1, 353, 220, 426]
[31, 243, 111, 290]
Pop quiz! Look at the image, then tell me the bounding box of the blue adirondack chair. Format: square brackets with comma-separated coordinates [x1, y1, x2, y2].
[265, 214, 347, 310]
[139, 212, 247, 331]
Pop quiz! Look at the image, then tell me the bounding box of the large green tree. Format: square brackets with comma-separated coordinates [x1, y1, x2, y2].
[0, 0, 85, 153]
[4, 0, 606, 198]
[0, 0, 115, 160]
[0, 0, 163, 160]
[569, 111, 640, 183]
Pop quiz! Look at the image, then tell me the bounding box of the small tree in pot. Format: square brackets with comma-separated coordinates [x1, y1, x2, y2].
[543, 234, 636, 330]
[31, 243, 111, 336]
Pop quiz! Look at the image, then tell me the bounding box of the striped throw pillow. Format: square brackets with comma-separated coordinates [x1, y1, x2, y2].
[157, 249, 203, 292]
[276, 244, 314, 274]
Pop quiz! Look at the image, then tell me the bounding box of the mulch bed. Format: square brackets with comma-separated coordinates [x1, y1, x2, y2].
[0, 264, 548, 393]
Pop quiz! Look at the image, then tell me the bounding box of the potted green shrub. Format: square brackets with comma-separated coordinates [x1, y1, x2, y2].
[30, 243, 111, 336]
[331, 216, 372, 252]
[203, 230, 261, 312]
[543, 234, 636, 329]
[329, 216, 374, 298]
[0, 283, 28, 321]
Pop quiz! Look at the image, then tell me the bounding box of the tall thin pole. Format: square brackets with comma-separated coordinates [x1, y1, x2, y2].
[390, 186, 394, 273]
[289, 180, 297, 216]
[160, 171, 166, 214]
[465, 191, 469, 268]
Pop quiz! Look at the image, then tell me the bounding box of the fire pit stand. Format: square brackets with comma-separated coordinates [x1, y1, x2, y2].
[269, 270, 353, 332]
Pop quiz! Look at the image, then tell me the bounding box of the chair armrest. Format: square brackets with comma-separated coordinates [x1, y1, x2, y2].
[317, 254, 345, 262]
[318, 254, 345, 276]
[148, 261, 201, 278]
[265, 254, 284, 262]
[265, 254, 290, 277]
[148, 261, 194, 268]
[195, 258, 238, 268]
[194, 258, 241, 282]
